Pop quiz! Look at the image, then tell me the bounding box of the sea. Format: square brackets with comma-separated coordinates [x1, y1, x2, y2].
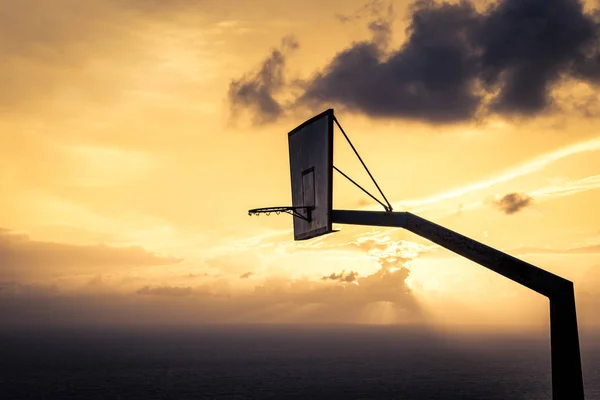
[0, 324, 598, 400]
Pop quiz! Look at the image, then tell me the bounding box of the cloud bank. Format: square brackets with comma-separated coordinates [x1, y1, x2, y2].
[0, 228, 182, 280]
[0, 230, 423, 326]
[229, 0, 600, 124]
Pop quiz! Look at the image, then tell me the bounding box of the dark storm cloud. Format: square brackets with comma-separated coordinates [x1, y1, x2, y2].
[575, 49, 600, 82]
[228, 36, 299, 124]
[478, 0, 599, 114]
[231, 0, 600, 124]
[0, 228, 182, 279]
[494, 192, 533, 214]
[299, 0, 482, 123]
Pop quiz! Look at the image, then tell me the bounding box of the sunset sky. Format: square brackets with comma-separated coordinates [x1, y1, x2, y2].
[1, 0, 599, 332]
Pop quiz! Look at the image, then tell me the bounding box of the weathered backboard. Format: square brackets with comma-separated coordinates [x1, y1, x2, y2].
[288, 109, 334, 240]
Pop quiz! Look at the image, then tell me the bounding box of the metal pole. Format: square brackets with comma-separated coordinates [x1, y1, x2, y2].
[550, 285, 585, 400]
[331, 209, 585, 400]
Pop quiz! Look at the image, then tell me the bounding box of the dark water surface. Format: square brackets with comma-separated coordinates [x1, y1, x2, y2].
[0, 325, 598, 399]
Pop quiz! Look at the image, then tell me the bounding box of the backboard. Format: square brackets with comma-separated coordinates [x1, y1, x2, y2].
[288, 109, 334, 240]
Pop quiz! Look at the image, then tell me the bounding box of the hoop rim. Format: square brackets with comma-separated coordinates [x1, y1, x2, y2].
[247, 206, 314, 221]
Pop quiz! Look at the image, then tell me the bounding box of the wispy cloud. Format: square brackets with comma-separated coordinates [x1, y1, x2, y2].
[0, 227, 182, 280]
[390, 136, 600, 212]
[531, 174, 600, 199]
[513, 244, 600, 255]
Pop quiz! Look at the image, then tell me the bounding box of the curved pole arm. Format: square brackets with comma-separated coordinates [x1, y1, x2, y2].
[331, 210, 584, 400]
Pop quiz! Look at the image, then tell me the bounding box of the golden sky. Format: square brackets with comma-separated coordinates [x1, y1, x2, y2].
[1, 0, 600, 332]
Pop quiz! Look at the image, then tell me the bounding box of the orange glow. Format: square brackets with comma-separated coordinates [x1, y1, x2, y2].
[1, 0, 599, 331]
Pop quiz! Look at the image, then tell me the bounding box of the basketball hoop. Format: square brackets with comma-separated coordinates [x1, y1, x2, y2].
[248, 108, 392, 240]
[245, 108, 586, 399]
[247, 206, 313, 222]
